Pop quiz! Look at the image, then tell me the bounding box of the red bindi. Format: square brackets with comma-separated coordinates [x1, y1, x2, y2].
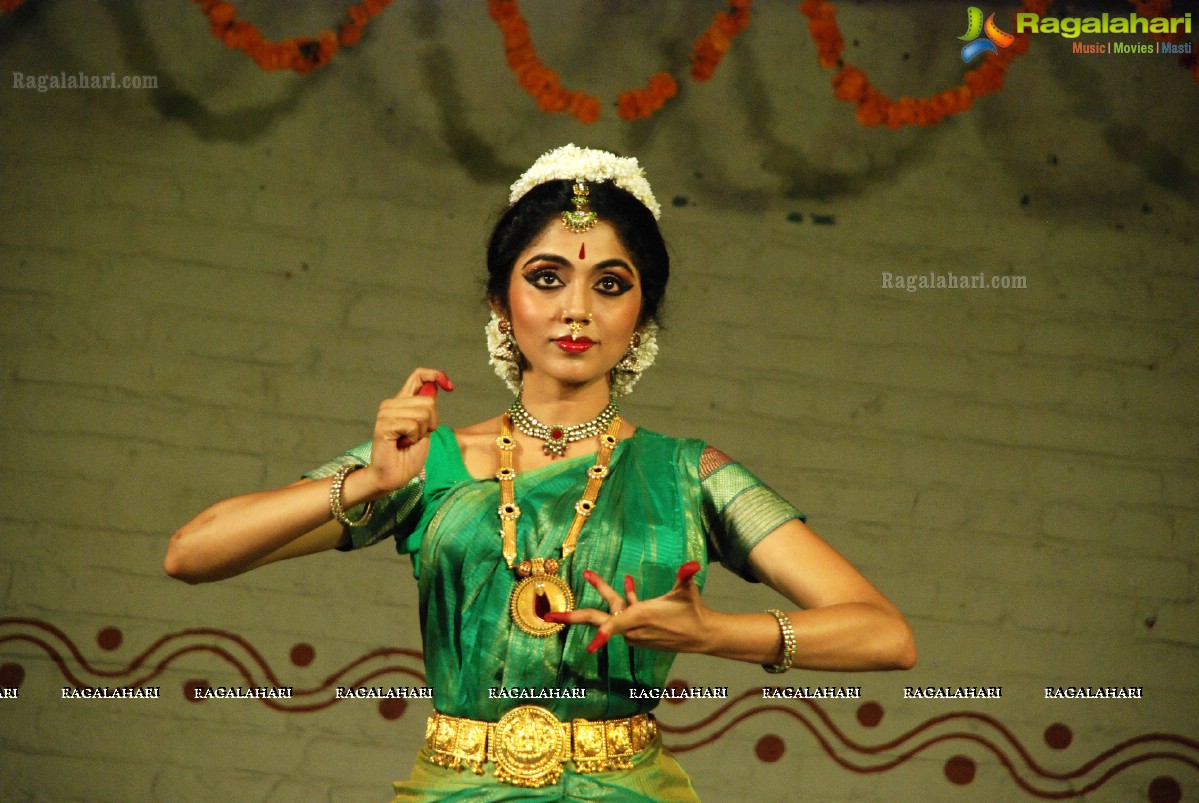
[579, 243, 586, 260]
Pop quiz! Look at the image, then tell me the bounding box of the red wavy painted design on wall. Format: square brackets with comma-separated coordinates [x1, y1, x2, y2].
[0, 617, 425, 712]
[1, 618, 1195, 800]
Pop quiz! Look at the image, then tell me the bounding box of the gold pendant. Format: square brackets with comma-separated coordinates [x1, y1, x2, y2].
[490, 705, 570, 787]
[509, 559, 574, 637]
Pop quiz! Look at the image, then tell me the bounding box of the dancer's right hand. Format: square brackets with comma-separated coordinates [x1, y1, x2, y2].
[364, 368, 453, 495]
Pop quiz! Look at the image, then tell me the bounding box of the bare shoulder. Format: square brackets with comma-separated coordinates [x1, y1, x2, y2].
[454, 415, 504, 439]
[454, 415, 505, 479]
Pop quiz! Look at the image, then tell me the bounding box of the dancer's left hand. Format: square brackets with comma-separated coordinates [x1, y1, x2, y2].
[542, 562, 709, 654]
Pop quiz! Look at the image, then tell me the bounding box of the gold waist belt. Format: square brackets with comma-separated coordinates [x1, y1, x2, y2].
[423, 705, 658, 788]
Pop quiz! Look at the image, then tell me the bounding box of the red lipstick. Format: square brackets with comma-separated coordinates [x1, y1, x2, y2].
[556, 337, 594, 354]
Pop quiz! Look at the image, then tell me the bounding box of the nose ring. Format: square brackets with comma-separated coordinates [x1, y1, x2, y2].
[566, 313, 592, 341]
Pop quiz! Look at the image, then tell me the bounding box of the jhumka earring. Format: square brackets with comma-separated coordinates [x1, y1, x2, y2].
[615, 331, 642, 372]
[561, 181, 597, 234]
[487, 311, 524, 395]
[610, 322, 659, 397]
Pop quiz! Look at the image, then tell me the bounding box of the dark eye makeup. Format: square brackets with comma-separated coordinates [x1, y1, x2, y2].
[519, 255, 637, 297]
[524, 268, 564, 289]
[595, 274, 634, 295]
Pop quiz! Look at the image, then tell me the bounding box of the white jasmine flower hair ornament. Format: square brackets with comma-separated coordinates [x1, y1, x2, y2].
[508, 143, 661, 219]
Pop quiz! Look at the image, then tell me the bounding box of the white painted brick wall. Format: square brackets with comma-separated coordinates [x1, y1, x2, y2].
[1, 1, 1196, 801]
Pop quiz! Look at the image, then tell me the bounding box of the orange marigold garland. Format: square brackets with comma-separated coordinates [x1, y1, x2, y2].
[489, 0, 753, 123]
[193, 0, 392, 74]
[487, 0, 601, 124]
[616, 72, 679, 122]
[801, 0, 1049, 128]
[804, 0, 1195, 127]
[690, 0, 754, 82]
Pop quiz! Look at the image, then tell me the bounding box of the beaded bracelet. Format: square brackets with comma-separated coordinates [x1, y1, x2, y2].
[762, 608, 796, 674]
[330, 464, 373, 527]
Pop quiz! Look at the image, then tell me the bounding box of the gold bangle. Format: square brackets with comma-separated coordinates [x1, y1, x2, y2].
[762, 608, 796, 674]
[330, 464, 373, 527]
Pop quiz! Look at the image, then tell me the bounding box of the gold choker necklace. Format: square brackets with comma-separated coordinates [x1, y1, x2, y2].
[507, 397, 619, 458]
[497, 413, 622, 637]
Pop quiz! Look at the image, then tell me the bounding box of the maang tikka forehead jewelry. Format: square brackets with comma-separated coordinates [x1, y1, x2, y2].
[508, 144, 661, 219]
[561, 181, 597, 234]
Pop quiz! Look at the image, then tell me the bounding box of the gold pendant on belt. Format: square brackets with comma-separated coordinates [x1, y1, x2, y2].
[509, 558, 574, 637]
[489, 705, 570, 788]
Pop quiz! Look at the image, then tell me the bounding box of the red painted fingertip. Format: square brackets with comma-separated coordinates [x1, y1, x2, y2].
[676, 561, 701, 583]
[417, 381, 439, 397]
[583, 569, 599, 583]
[540, 612, 568, 624]
[435, 372, 455, 392]
[587, 633, 610, 653]
[623, 575, 636, 594]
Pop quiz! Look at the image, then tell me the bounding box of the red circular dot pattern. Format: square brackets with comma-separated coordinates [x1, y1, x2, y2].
[379, 699, 407, 720]
[184, 679, 209, 703]
[1044, 722, 1072, 750]
[754, 734, 785, 763]
[0, 663, 25, 688]
[290, 643, 315, 667]
[1148, 776, 1182, 803]
[944, 754, 976, 785]
[664, 678, 689, 705]
[856, 701, 884, 727]
[97, 627, 122, 651]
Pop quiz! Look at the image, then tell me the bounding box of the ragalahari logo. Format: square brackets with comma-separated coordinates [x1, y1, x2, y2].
[959, 7, 1016, 63]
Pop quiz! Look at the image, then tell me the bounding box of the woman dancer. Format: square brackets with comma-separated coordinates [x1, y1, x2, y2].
[166, 144, 916, 800]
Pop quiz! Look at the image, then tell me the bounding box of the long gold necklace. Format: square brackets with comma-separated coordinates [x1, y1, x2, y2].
[497, 412, 622, 637]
